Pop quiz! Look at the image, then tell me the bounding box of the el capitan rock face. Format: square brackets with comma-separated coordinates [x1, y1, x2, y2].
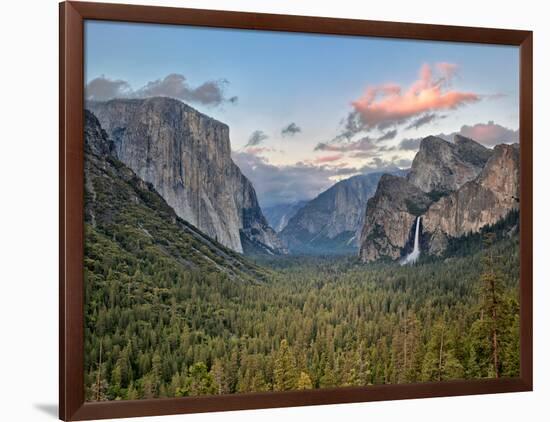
[359, 135, 519, 262]
[83, 110, 266, 280]
[88, 97, 285, 255]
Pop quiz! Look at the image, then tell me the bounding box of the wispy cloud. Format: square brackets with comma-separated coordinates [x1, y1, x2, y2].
[313, 154, 343, 164]
[85, 74, 238, 106]
[245, 130, 269, 147]
[398, 137, 424, 151]
[377, 129, 398, 141]
[405, 113, 445, 130]
[281, 122, 302, 137]
[315, 136, 377, 153]
[244, 147, 273, 155]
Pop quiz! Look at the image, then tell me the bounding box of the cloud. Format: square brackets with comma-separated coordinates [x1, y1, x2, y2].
[313, 154, 343, 164]
[377, 129, 398, 141]
[85, 74, 237, 106]
[315, 136, 378, 153]
[398, 137, 423, 151]
[85, 76, 132, 101]
[245, 130, 269, 147]
[349, 63, 480, 132]
[457, 121, 518, 147]
[405, 113, 446, 130]
[244, 147, 273, 155]
[232, 152, 401, 207]
[394, 158, 413, 168]
[281, 122, 302, 137]
[436, 62, 459, 82]
[232, 152, 336, 207]
[394, 121, 518, 153]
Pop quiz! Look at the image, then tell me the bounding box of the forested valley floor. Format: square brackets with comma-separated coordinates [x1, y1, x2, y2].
[84, 222, 520, 401]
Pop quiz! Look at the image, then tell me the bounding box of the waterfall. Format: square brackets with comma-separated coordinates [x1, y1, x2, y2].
[401, 216, 421, 265]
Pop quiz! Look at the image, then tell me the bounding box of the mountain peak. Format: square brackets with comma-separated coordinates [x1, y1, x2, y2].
[453, 134, 492, 166]
[407, 134, 491, 194]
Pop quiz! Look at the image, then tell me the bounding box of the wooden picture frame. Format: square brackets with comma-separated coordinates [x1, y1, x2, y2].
[60, 1, 533, 420]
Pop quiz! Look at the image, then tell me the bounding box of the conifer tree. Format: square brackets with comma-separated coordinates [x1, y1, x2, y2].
[297, 372, 313, 390]
[274, 340, 298, 391]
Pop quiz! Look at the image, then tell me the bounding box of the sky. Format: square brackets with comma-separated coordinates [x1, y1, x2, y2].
[84, 20, 519, 208]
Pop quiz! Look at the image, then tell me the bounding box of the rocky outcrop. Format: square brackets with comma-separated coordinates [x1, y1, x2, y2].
[422, 143, 519, 254]
[84, 110, 267, 280]
[280, 172, 400, 254]
[407, 135, 491, 194]
[87, 97, 285, 255]
[359, 134, 519, 262]
[358, 174, 432, 262]
[84, 110, 116, 157]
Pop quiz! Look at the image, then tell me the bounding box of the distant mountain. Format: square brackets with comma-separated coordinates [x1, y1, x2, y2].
[263, 201, 308, 232]
[87, 97, 286, 256]
[280, 171, 406, 255]
[84, 110, 266, 280]
[359, 135, 519, 262]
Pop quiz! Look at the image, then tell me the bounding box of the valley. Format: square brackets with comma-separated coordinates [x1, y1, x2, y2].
[83, 98, 521, 401]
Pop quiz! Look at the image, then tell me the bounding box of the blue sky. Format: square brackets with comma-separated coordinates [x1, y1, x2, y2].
[85, 20, 519, 207]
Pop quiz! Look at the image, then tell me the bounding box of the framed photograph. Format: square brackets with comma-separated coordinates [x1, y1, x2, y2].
[59, 1, 533, 420]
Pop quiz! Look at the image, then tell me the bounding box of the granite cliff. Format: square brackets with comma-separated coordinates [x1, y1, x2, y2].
[358, 174, 432, 262]
[84, 110, 266, 279]
[407, 134, 491, 194]
[88, 97, 286, 255]
[359, 135, 519, 262]
[422, 143, 519, 254]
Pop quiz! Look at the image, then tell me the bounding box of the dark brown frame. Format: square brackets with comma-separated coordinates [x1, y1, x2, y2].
[59, 1, 533, 420]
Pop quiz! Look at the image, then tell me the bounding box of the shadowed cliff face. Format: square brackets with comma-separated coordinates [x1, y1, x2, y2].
[358, 174, 432, 262]
[359, 135, 519, 262]
[88, 97, 286, 255]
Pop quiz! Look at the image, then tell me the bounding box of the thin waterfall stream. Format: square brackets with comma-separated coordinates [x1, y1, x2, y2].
[401, 216, 421, 265]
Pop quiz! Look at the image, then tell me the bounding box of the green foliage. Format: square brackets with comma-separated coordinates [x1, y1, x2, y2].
[85, 226, 520, 400]
[274, 340, 298, 391]
[83, 148, 520, 401]
[297, 372, 313, 390]
[444, 210, 519, 258]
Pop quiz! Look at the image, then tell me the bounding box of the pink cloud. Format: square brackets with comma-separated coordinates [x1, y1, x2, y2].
[245, 147, 273, 155]
[313, 154, 344, 164]
[351, 63, 480, 129]
[458, 121, 518, 146]
[436, 62, 459, 82]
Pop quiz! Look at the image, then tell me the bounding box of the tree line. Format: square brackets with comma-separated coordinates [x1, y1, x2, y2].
[84, 222, 519, 401]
